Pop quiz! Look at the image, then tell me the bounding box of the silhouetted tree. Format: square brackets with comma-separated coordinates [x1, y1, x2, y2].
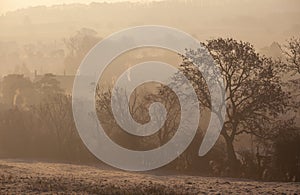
[283, 37, 300, 111]
[178, 38, 289, 170]
[284, 37, 300, 74]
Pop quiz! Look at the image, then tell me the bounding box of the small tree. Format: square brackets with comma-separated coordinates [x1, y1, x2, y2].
[283, 37, 300, 112]
[284, 37, 300, 74]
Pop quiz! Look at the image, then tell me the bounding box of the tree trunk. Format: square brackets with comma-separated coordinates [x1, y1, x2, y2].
[224, 137, 239, 175]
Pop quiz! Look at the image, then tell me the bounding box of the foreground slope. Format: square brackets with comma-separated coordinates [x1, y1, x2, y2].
[0, 159, 299, 194]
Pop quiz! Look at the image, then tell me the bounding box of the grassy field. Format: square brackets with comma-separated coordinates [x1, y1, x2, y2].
[0, 159, 299, 194]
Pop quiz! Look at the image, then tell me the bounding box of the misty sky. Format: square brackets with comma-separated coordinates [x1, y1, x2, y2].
[0, 0, 157, 14]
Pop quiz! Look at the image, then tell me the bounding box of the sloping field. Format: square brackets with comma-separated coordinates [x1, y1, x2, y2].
[0, 159, 299, 194]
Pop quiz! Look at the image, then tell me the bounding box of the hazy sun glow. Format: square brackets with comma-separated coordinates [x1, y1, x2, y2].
[0, 0, 152, 14]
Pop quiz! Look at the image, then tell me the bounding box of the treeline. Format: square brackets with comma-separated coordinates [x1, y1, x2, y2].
[0, 37, 299, 181]
[0, 74, 96, 163]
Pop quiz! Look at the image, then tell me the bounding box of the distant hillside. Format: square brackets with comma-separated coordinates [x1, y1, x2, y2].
[0, 0, 299, 47]
[0, 0, 299, 76]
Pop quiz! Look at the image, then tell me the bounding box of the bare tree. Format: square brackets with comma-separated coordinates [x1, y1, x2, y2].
[282, 38, 300, 116]
[95, 83, 200, 170]
[284, 37, 300, 74]
[95, 86, 149, 150]
[178, 38, 289, 168]
[34, 94, 79, 160]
